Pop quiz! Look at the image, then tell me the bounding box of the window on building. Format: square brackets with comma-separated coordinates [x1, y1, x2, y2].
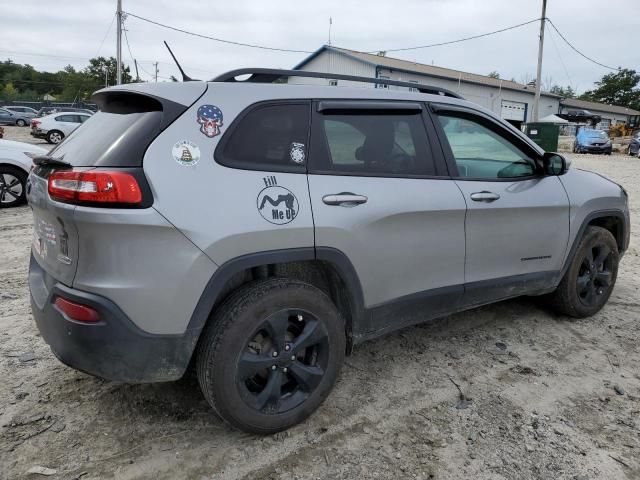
[218, 103, 310, 172]
[378, 75, 390, 89]
[329, 80, 338, 86]
[408, 80, 419, 92]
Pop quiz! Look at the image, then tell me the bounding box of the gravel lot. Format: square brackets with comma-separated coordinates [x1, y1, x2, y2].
[1, 126, 639, 480]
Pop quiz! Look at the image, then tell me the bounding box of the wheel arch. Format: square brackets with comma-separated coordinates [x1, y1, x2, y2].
[0, 161, 30, 175]
[560, 209, 629, 281]
[187, 247, 365, 356]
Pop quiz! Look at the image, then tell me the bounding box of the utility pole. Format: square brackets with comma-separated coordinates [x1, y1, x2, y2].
[154, 62, 159, 83]
[134, 59, 140, 82]
[533, 0, 547, 122]
[104, 66, 109, 88]
[116, 0, 123, 84]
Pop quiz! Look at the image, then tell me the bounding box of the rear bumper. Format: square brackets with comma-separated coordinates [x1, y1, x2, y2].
[29, 254, 197, 383]
[30, 129, 47, 138]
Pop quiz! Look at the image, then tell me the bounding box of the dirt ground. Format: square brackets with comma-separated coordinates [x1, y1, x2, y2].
[1, 125, 639, 480]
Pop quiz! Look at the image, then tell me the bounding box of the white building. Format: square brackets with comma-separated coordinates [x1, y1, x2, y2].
[293, 45, 640, 131]
[293, 45, 560, 128]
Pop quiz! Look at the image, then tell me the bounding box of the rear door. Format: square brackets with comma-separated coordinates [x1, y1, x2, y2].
[145, 97, 315, 265]
[307, 100, 467, 335]
[430, 105, 570, 303]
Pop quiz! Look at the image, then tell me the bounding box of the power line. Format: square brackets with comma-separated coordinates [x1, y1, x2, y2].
[546, 23, 574, 91]
[123, 11, 314, 54]
[369, 17, 541, 53]
[546, 19, 619, 71]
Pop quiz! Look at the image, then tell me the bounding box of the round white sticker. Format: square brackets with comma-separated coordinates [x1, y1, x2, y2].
[172, 140, 201, 166]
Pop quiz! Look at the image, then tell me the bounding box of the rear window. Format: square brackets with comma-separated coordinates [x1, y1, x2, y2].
[49, 109, 163, 167]
[216, 103, 310, 173]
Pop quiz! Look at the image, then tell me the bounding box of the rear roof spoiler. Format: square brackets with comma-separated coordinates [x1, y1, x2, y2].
[211, 68, 463, 99]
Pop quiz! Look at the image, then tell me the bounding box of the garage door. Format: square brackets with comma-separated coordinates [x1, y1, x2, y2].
[501, 100, 527, 122]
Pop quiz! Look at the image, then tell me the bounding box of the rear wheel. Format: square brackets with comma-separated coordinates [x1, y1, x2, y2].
[16, 119, 27, 127]
[196, 278, 345, 433]
[0, 166, 27, 208]
[46, 130, 64, 144]
[548, 226, 619, 318]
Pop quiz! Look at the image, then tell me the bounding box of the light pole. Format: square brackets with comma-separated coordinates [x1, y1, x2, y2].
[116, 0, 123, 84]
[533, 0, 547, 122]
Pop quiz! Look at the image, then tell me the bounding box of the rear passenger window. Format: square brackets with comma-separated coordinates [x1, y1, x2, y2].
[218, 103, 310, 172]
[312, 112, 434, 176]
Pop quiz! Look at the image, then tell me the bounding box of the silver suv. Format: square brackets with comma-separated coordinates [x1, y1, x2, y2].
[27, 69, 630, 433]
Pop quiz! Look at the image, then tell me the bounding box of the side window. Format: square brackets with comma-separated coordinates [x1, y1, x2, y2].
[56, 115, 73, 122]
[218, 103, 309, 172]
[437, 115, 535, 179]
[313, 112, 434, 176]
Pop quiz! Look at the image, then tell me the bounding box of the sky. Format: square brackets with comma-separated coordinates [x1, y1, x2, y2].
[1, 0, 639, 94]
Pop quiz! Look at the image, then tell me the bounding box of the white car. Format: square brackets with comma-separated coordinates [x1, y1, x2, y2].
[30, 112, 91, 144]
[0, 139, 48, 208]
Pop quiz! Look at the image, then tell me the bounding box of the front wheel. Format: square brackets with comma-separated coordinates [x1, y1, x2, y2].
[548, 226, 619, 318]
[196, 278, 346, 433]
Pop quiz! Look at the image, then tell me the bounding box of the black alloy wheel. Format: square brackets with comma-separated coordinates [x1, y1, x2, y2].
[197, 278, 345, 433]
[237, 309, 329, 414]
[575, 244, 614, 307]
[548, 226, 619, 318]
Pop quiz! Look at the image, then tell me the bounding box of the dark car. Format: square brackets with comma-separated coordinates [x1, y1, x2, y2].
[35, 107, 95, 118]
[628, 132, 640, 157]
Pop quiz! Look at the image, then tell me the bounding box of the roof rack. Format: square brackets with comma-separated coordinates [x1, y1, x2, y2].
[211, 68, 463, 99]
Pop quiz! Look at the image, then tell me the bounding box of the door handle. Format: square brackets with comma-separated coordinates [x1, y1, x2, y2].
[322, 193, 368, 206]
[470, 191, 501, 202]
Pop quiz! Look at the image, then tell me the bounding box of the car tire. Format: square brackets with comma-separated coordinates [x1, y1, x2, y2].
[16, 119, 27, 127]
[46, 130, 64, 144]
[196, 278, 346, 434]
[628, 146, 633, 156]
[548, 226, 619, 318]
[0, 166, 28, 208]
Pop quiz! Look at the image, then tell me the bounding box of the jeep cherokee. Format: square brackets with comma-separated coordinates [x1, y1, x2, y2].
[27, 69, 630, 433]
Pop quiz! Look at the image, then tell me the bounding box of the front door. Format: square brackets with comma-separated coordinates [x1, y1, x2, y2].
[432, 108, 570, 304]
[308, 101, 467, 336]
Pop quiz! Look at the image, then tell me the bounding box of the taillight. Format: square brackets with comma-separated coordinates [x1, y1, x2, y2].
[48, 170, 142, 205]
[31, 120, 40, 127]
[54, 297, 100, 323]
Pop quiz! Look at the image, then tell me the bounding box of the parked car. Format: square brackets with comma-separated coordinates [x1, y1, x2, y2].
[0, 107, 32, 127]
[36, 107, 95, 117]
[4, 106, 38, 119]
[0, 139, 47, 207]
[627, 131, 640, 157]
[27, 69, 630, 433]
[574, 128, 612, 154]
[30, 112, 92, 144]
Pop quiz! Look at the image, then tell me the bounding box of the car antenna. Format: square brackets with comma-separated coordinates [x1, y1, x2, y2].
[163, 41, 198, 82]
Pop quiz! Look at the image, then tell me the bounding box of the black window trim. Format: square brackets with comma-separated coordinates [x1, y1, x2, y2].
[308, 99, 449, 180]
[214, 99, 312, 174]
[429, 103, 545, 182]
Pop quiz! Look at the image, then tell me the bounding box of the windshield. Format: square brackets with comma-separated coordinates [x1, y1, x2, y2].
[586, 130, 608, 139]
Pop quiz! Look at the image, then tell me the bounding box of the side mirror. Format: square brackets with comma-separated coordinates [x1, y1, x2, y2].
[542, 152, 568, 176]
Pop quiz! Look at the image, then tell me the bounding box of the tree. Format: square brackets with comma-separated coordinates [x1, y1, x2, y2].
[550, 84, 576, 98]
[488, 71, 500, 79]
[580, 68, 640, 110]
[0, 82, 18, 101]
[85, 56, 132, 87]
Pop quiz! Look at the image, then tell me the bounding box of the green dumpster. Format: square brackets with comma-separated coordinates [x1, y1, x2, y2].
[525, 123, 559, 152]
